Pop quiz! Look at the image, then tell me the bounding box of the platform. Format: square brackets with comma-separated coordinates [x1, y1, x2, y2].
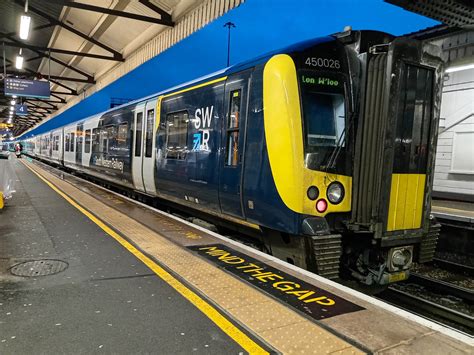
[0, 157, 472, 354]
[432, 200, 474, 226]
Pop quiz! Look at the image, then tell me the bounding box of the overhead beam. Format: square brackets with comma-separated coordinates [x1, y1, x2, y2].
[0, 67, 94, 83]
[51, 90, 78, 96]
[0, 23, 55, 39]
[43, 0, 174, 26]
[24, 99, 58, 110]
[139, 0, 173, 24]
[50, 80, 77, 95]
[1, 33, 96, 80]
[14, 0, 124, 61]
[2, 41, 123, 62]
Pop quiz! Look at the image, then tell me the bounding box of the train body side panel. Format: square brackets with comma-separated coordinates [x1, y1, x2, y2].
[86, 108, 135, 189]
[155, 80, 225, 212]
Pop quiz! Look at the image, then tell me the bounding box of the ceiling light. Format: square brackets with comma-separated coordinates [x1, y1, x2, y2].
[15, 55, 24, 70]
[9, 106, 14, 111]
[10, 100, 16, 105]
[445, 63, 474, 73]
[12, 95, 17, 98]
[19, 15, 31, 40]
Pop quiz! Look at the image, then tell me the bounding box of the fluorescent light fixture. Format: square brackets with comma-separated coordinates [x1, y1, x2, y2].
[12, 95, 17, 98]
[15, 55, 24, 69]
[445, 63, 474, 73]
[10, 100, 16, 105]
[9, 106, 14, 111]
[19, 15, 31, 40]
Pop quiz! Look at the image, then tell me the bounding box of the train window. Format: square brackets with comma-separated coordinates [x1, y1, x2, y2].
[65, 134, 70, 152]
[228, 90, 241, 129]
[92, 128, 99, 150]
[85, 129, 91, 153]
[52, 136, 58, 151]
[135, 112, 143, 157]
[117, 123, 128, 149]
[70, 133, 75, 152]
[165, 111, 189, 160]
[99, 126, 117, 153]
[393, 65, 434, 174]
[145, 109, 154, 158]
[99, 128, 107, 152]
[225, 89, 241, 166]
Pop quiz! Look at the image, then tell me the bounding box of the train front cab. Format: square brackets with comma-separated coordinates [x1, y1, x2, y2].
[260, 31, 443, 286]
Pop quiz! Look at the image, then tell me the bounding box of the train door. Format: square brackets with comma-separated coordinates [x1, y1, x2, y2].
[49, 132, 53, 157]
[219, 73, 250, 218]
[142, 99, 158, 194]
[132, 104, 145, 191]
[76, 123, 83, 166]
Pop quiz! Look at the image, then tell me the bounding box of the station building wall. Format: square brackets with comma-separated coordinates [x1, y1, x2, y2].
[433, 67, 474, 201]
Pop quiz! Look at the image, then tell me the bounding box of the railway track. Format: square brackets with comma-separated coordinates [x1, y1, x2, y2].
[409, 273, 474, 303]
[378, 270, 474, 335]
[432, 258, 474, 277]
[379, 287, 474, 335]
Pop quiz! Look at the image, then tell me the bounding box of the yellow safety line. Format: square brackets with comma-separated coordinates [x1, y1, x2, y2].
[21, 161, 269, 355]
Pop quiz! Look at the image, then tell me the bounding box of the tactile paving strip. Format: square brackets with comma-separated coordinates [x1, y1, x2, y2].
[24, 161, 364, 354]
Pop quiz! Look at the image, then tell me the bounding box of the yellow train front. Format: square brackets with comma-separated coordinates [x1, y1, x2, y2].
[251, 30, 443, 286]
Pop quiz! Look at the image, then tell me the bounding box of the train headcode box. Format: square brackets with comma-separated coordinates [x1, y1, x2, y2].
[4, 78, 50, 99]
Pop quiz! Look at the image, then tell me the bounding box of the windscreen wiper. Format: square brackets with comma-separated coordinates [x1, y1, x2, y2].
[324, 112, 354, 172]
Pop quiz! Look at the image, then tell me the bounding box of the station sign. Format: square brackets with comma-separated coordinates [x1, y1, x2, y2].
[0, 130, 10, 135]
[15, 104, 28, 116]
[0, 123, 13, 129]
[4, 78, 50, 99]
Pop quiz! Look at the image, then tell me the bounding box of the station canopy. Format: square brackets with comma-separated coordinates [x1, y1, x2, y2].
[0, 0, 212, 137]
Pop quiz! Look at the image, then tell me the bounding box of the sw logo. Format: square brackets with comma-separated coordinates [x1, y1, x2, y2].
[192, 105, 213, 151]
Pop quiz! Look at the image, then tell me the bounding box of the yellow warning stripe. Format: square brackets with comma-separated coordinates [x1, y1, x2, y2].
[21, 161, 268, 355]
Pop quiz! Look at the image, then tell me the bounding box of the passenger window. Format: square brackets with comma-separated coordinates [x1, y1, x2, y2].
[145, 109, 154, 158]
[135, 112, 143, 157]
[225, 89, 241, 166]
[65, 134, 70, 152]
[99, 129, 107, 153]
[92, 128, 99, 151]
[117, 123, 128, 149]
[165, 111, 189, 160]
[70, 133, 75, 152]
[85, 129, 91, 153]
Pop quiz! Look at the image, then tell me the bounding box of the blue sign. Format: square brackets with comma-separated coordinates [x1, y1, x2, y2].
[0, 130, 10, 135]
[4, 78, 50, 99]
[15, 104, 28, 116]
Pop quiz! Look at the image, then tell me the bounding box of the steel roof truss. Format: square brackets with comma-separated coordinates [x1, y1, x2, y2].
[14, 0, 124, 61]
[43, 0, 174, 26]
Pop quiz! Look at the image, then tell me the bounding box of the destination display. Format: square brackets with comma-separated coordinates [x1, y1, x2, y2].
[4, 78, 50, 99]
[189, 244, 364, 320]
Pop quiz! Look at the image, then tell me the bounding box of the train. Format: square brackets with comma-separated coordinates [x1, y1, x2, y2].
[21, 30, 444, 286]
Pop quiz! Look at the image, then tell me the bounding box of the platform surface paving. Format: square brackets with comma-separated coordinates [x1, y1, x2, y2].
[0, 159, 252, 353]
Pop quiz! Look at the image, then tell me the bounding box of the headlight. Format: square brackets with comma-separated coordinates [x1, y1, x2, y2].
[326, 182, 344, 204]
